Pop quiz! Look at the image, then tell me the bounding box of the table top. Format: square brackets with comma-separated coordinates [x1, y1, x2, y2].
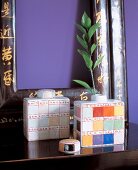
[0, 122, 138, 169]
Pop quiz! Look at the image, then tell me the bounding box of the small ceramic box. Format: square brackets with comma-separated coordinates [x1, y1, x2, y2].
[23, 89, 70, 141]
[73, 99, 125, 147]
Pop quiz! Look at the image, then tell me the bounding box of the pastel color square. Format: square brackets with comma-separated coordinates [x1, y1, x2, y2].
[114, 131, 124, 144]
[82, 107, 93, 118]
[93, 120, 103, 131]
[103, 106, 114, 117]
[93, 107, 103, 117]
[114, 119, 124, 130]
[28, 119, 39, 128]
[104, 120, 114, 130]
[39, 129, 49, 140]
[82, 122, 93, 131]
[103, 134, 114, 144]
[82, 135, 93, 147]
[49, 104, 59, 114]
[49, 127, 59, 139]
[60, 104, 69, 113]
[114, 106, 124, 116]
[93, 134, 103, 145]
[28, 104, 38, 115]
[29, 132, 39, 141]
[49, 116, 59, 126]
[38, 101, 48, 114]
[39, 116, 49, 127]
[60, 116, 69, 126]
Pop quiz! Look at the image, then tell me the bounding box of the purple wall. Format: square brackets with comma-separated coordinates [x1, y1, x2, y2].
[124, 0, 138, 124]
[16, 0, 90, 89]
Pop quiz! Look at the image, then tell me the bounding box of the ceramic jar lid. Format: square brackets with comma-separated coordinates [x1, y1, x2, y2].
[37, 89, 55, 98]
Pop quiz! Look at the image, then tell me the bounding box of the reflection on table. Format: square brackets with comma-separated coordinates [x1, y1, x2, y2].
[1, 122, 137, 162]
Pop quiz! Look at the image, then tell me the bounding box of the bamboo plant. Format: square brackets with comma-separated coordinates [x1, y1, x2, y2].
[73, 11, 103, 95]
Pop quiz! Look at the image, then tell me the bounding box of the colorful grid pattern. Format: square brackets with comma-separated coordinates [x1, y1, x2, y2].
[23, 97, 70, 141]
[74, 100, 125, 147]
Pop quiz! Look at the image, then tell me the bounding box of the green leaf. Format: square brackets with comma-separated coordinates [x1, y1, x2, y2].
[93, 54, 104, 69]
[91, 88, 100, 94]
[91, 44, 97, 55]
[77, 49, 93, 70]
[76, 24, 86, 34]
[82, 33, 89, 41]
[73, 80, 92, 92]
[88, 22, 100, 41]
[82, 34, 86, 40]
[81, 11, 91, 29]
[77, 35, 88, 50]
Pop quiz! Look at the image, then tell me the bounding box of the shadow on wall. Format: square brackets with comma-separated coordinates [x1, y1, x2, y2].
[16, 0, 91, 89]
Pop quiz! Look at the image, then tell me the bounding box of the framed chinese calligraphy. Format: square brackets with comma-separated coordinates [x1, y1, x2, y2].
[0, 0, 128, 129]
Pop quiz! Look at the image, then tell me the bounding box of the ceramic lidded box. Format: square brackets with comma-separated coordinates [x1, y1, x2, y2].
[23, 89, 70, 141]
[73, 98, 125, 147]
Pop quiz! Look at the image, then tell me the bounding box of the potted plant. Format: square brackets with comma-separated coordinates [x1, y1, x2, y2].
[73, 11, 104, 96]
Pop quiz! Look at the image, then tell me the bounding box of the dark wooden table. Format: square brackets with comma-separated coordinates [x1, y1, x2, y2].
[0, 122, 138, 170]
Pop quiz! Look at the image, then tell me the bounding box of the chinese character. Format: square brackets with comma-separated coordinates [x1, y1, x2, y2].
[117, 93, 122, 100]
[2, 46, 12, 61]
[29, 91, 37, 98]
[1, 2, 10, 17]
[97, 35, 102, 47]
[55, 91, 63, 96]
[3, 70, 13, 86]
[0, 25, 11, 38]
[96, 11, 101, 23]
[80, 92, 88, 101]
[117, 80, 122, 88]
[97, 74, 104, 84]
